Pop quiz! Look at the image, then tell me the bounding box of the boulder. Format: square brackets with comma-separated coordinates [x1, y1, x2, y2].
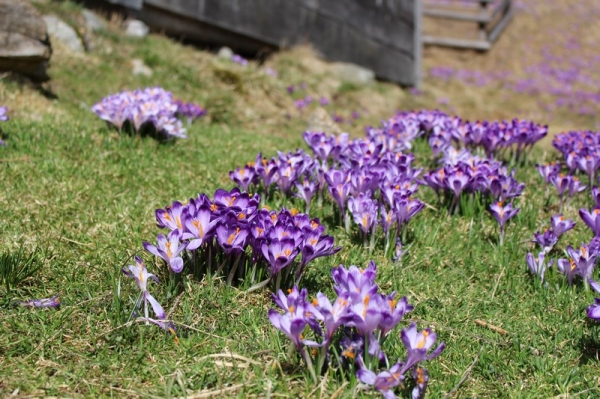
[131, 58, 152, 77]
[81, 9, 106, 33]
[0, 0, 52, 81]
[330, 62, 375, 86]
[124, 19, 149, 37]
[43, 15, 85, 53]
[217, 46, 234, 60]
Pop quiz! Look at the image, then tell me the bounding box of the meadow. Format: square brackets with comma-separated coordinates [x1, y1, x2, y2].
[2, 1, 600, 398]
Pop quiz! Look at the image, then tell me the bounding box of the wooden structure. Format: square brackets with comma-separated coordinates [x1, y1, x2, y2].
[422, 0, 513, 50]
[98, 0, 422, 87]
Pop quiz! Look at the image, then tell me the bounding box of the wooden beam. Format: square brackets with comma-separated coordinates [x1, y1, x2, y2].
[422, 8, 492, 23]
[488, 1, 514, 43]
[422, 35, 491, 50]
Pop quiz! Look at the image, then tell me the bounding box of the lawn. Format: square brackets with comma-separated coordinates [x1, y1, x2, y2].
[1, 1, 600, 398]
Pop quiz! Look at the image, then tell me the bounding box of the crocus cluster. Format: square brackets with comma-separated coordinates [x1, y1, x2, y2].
[143, 188, 340, 291]
[231, 54, 249, 66]
[532, 214, 575, 255]
[553, 131, 600, 185]
[268, 261, 444, 398]
[92, 87, 205, 139]
[423, 148, 524, 202]
[389, 110, 547, 160]
[174, 99, 206, 125]
[231, 130, 426, 255]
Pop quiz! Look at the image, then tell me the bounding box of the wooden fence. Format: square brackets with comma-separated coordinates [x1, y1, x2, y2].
[422, 0, 513, 50]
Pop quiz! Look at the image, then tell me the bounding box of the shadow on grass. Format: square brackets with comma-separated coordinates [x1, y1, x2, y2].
[4, 73, 58, 99]
[578, 328, 600, 365]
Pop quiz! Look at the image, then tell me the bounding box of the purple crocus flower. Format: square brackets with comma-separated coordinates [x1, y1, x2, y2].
[587, 279, 600, 321]
[231, 54, 248, 66]
[567, 176, 586, 198]
[592, 187, 600, 208]
[295, 178, 318, 214]
[445, 169, 471, 198]
[400, 323, 445, 372]
[261, 237, 299, 276]
[325, 169, 351, 218]
[489, 201, 520, 245]
[536, 163, 560, 186]
[557, 258, 578, 285]
[348, 192, 378, 236]
[298, 230, 341, 279]
[356, 356, 405, 399]
[122, 256, 165, 321]
[268, 288, 323, 350]
[579, 207, 600, 237]
[331, 262, 378, 297]
[0, 106, 8, 122]
[18, 294, 60, 309]
[155, 201, 185, 232]
[215, 224, 248, 254]
[378, 292, 413, 336]
[412, 367, 429, 399]
[526, 252, 551, 281]
[143, 230, 186, 273]
[532, 229, 558, 254]
[566, 244, 597, 281]
[315, 292, 354, 343]
[182, 205, 218, 251]
[229, 166, 256, 192]
[551, 214, 575, 237]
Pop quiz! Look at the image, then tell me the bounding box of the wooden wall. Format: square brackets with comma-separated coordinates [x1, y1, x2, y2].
[107, 0, 421, 86]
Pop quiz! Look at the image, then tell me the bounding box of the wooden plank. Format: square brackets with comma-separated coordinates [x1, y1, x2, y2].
[423, 8, 492, 22]
[489, 0, 509, 22]
[488, 1, 514, 43]
[422, 35, 491, 50]
[105, 0, 143, 10]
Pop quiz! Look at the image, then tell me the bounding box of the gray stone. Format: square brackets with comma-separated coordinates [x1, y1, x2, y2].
[124, 19, 149, 37]
[82, 9, 106, 32]
[43, 15, 84, 53]
[0, 0, 52, 80]
[131, 58, 152, 77]
[217, 46, 233, 60]
[306, 107, 342, 135]
[330, 62, 375, 86]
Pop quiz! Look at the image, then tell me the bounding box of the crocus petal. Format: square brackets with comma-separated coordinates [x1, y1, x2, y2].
[146, 293, 166, 319]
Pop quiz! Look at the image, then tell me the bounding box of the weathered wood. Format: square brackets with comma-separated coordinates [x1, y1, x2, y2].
[423, 0, 512, 51]
[488, 0, 513, 43]
[0, 0, 51, 80]
[102, 0, 419, 86]
[423, 8, 493, 23]
[422, 35, 491, 50]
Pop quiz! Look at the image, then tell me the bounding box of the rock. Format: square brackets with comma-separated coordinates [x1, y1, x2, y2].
[124, 19, 149, 37]
[43, 15, 84, 53]
[81, 9, 106, 33]
[131, 58, 152, 77]
[306, 107, 342, 135]
[217, 46, 233, 60]
[0, 0, 52, 81]
[330, 62, 375, 86]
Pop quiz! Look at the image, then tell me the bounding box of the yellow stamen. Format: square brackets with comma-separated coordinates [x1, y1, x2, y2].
[417, 330, 430, 349]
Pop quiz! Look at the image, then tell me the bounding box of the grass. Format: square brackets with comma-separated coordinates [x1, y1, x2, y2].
[1, 1, 600, 397]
